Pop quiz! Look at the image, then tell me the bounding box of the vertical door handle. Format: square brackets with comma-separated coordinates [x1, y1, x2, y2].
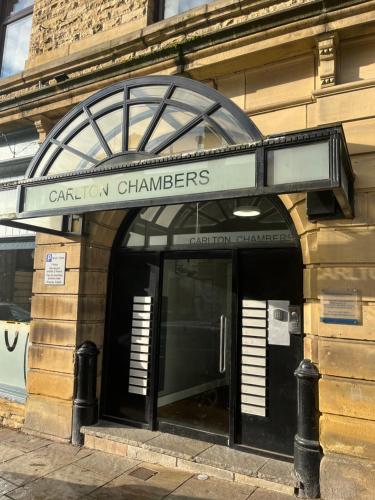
[219, 314, 227, 374]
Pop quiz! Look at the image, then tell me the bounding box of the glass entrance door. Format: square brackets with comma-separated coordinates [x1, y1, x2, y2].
[157, 257, 232, 437]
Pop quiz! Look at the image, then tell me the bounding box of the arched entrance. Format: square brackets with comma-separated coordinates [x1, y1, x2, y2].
[21, 73, 307, 457]
[102, 195, 302, 457]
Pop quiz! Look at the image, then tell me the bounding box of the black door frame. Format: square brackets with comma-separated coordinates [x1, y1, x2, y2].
[100, 202, 303, 458]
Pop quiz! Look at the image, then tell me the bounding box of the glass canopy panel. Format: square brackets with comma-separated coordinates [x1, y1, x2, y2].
[96, 109, 123, 154]
[122, 197, 294, 251]
[128, 104, 158, 150]
[171, 88, 214, 111]
[210, 107, 255, 144]
[67, 124, 107, 161]
[160, 120, 228, 155]
[48, 149, 94, 175]
[89, 91, 123, 115]
[56, 113, 86, 143]
[267, 141, 330, 185]
[145, 106, 197, 152]
[129, 85, 168, 99]
[32, 143, 59, 177]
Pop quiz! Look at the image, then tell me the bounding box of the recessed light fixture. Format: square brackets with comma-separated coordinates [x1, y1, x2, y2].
[233, 205, 261, 217]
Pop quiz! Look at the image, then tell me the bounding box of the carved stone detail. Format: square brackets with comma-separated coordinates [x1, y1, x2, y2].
[31, 115, 55, 144]
[317, 33, 338, 88]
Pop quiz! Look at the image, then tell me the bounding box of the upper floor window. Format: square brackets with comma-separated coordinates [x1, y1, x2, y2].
[162, 0, 216, 19]
[0, 0, 34, 78]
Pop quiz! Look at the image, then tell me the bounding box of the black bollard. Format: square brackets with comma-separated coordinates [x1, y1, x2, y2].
[294, 359, 321, 499]
[72, 341, 99, 446]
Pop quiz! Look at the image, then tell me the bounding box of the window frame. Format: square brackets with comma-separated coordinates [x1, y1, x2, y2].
[0, 0, 34, 79]
[157, 0, 213, 21]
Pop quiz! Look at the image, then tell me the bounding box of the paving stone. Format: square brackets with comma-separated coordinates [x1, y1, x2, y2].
[0, 444, 89, 486]
[167, 475, 255, 499]
[0, 477, 17, 496]
[145, 433, 213, 460]
[74, 450, 139, 478]
[249, 487, 295, 499]
[257, 459, 296, 487]
[7, 463, 108, 500]
[89, 462, 192, 500]
[42, 443, 92, 463]
[82, 421, 159, 446]
[0, 430, 49, 453]
[194, 445, 267, 475]
[0, 445, 24, 464]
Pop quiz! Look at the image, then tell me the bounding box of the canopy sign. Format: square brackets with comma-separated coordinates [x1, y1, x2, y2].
[0, 126, 354, 232]
[23, 153, 256, 216]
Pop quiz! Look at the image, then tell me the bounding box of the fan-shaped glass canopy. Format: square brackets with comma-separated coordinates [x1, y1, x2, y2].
[27, 76, 261, 179]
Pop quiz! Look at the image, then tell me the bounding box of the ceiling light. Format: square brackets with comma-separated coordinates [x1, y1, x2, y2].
[233, 205, 261, 217]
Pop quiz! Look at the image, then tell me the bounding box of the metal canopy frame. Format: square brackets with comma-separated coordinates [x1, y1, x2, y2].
[0, 76, 354, 235]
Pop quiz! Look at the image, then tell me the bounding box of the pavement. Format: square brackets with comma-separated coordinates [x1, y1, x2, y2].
[0, 427, 296, 499]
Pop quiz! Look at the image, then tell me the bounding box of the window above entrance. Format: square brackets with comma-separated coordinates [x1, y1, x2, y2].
[122, 196, 297, 251]
[27, 76, 261, 179]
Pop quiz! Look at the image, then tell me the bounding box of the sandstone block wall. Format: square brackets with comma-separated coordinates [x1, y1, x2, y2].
[29, 0, 152, 61]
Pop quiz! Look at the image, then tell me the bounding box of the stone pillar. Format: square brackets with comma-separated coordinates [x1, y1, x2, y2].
[23, 210, 126, 441]
[24, 232, 83, 441]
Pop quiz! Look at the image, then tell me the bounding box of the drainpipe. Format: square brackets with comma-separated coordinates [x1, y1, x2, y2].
[294, 359, 321, 498]
[72, 341, 99, 446]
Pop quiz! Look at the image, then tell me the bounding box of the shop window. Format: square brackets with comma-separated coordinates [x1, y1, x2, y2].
[0, 246, 34, 319]
[160, 0, 216, 19]
[0, 0, 34, 78]
[0, 243, 34, 402]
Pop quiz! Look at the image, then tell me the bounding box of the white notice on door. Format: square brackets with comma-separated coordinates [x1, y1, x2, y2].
[44, 252, 66, 285]
[268, 300, 290, 346]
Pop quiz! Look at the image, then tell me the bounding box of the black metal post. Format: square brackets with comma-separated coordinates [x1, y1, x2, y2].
[72, 341, 99, 446]
[294, 359, 321, 499]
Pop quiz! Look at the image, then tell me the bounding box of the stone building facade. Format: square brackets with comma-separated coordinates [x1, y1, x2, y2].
[1, 0, 375, 498]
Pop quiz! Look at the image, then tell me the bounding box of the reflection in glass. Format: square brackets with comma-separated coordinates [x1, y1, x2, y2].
[56, 113, 86, 143]
[163, 0, 215, 18]
[160, 120, 227, 155]
[128, 104, 158, 150]
[158, 257, 232, 435]
[0, 15, 32, 78]
[129, 86, 168, 99]
[48, 149, 94, 175]
[0, 248, 33, 318]
[89, 91, 123, 115]
[211, 107, 255, 144]
[68, 124, 107, 161]
[145, 106, 196, 152]
[8, 0, 34, 15]
[96, 109, 123, 154]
